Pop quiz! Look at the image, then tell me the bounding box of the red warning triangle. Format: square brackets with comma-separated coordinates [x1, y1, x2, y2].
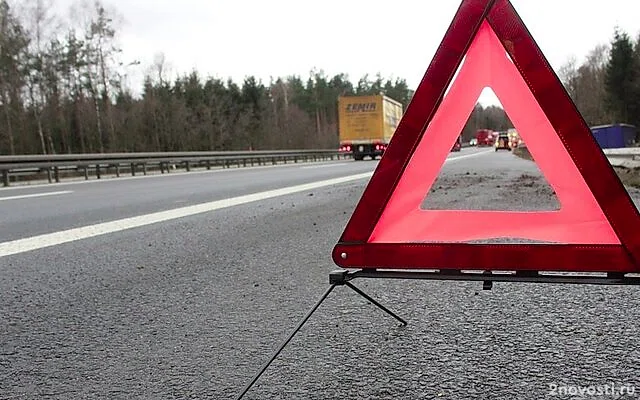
[332, 0, 640, 273]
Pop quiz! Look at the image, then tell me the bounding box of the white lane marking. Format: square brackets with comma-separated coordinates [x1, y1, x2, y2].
[300, 163, 348, 169]
[0, 190, 73, 202]
[0, 172, 374, 259]
[446, 149, 494, 162]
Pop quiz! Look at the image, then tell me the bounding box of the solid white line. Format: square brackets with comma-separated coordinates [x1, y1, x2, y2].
[300, 163, 348, 169]
[0, 190, 73, 202]
[446, 149, 494, 162]
[0, 172, 373, 259]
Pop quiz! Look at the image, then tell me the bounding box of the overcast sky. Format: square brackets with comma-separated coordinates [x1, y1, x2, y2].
[52, 0, 640, 106]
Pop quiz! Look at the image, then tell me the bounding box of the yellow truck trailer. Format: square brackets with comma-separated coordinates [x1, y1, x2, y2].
[337, 94, 403, 160]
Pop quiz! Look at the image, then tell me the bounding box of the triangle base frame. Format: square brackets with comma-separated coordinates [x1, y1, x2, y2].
[333, 243, 639, 273]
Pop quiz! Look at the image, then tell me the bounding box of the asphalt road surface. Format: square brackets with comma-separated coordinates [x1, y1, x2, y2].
[1, 147, 639, 399]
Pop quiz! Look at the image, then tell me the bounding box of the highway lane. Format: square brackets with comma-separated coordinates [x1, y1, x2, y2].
[0, 160, 369, 243]
[0, 147, 491, 245]
[1, 148, 640, 399]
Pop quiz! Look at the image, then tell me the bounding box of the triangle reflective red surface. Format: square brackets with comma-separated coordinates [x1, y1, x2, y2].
[332, 0, 640, 273]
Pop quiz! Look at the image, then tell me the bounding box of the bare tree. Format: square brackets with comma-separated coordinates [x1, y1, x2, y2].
[559, 55, 579, 100]
[22, 0, 58, 154]
[0, 0, 28, 155]
[152, 52, 169, 87]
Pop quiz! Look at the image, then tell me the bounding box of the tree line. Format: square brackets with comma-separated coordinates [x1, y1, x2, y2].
[0, 0, 638, 155]
[559, 28, 640, 130]
[465, 27, 640, 142]
[0, 0, 416, 155]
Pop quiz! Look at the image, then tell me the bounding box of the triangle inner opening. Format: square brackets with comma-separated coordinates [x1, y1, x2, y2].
[420, 87, 560, 212]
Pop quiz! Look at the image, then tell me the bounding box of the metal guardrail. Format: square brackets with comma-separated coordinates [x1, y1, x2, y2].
[0, 150, 352, 187]
[602, 147, 640, 156]
[2, 145, 636, 188]
[602, 148, 640, 169]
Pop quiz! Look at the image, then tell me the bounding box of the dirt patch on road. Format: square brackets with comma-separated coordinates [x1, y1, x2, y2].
[421, 171, 560, 211]
[512, 146, 534, 162]
[613, 166, 640, 188]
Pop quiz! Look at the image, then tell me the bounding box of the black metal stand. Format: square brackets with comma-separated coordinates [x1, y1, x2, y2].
[234, 271, 406, 400]
[235, 267, 640, 399]
[341, 268, 640, 287]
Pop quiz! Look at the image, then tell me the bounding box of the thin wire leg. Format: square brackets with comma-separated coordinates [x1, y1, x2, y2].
[345, 282, 407, 326]
[235, 284, 337, 400]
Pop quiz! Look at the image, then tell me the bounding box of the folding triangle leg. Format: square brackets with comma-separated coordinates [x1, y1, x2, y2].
[234, 275, 405, 400]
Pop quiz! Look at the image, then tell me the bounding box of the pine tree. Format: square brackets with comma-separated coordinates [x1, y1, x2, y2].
[604, 27, 638, 124]
[631, 33, 640, 128]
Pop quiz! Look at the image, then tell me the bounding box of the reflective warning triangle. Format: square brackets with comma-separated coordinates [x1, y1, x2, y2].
[332, 0, 640, 273]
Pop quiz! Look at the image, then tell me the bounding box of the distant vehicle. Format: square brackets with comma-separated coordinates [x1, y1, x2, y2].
[469, 138, 478, 146]
[475, 129, 495, 146]
[495, 133, 511, 151]
[337, 94, 404, 161]
[590, 123, 637, 149]
[507, 128, 521, 149]
[451, 136, 462, 152]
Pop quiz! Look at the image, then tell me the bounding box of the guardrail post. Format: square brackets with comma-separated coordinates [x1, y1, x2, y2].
[54, 166, 60, 183]
[142, 163, 147, 175]
[206, 161, 211, 170]
[46, 168, 52, 183]
[131, 163, 136, 176]
[2, 170, 9, 187]
[84, 167, 89, 180]
[114, 165, 120, 177]
[272, 157, 276, 165]
[96, 164, 101, 179]
[185, 161, 190, 172]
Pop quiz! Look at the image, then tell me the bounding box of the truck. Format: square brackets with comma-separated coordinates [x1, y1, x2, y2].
[337, 94, 404, 161]
[590, 123, 637, 149]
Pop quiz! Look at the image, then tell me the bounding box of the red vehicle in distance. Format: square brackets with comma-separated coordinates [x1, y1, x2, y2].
[475, 129, 495, 146]
[451, 135, 462, 151]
